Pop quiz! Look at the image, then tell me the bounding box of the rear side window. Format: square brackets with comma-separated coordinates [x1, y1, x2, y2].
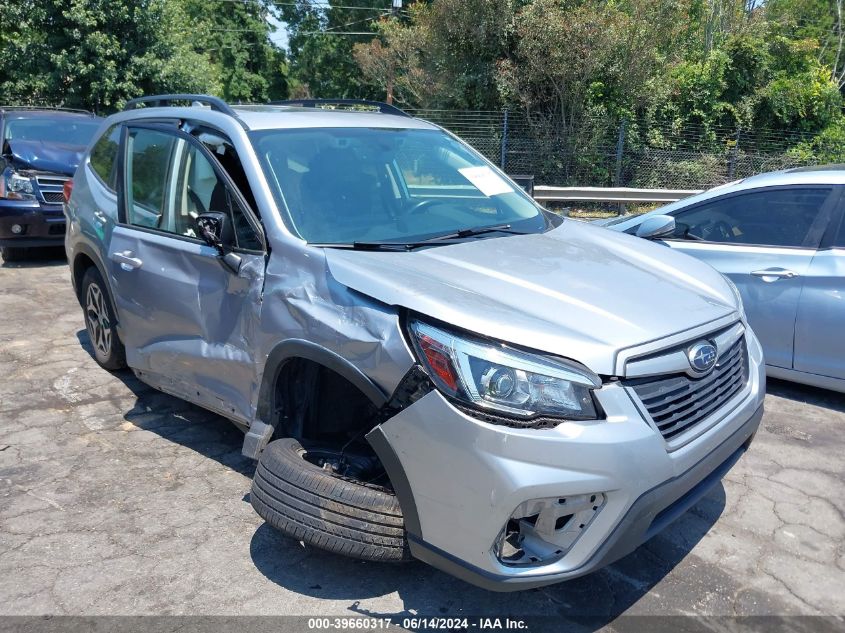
[90, 125, 120, 191]
[125, 128, 176, 229]
[670, 188, 832, 247]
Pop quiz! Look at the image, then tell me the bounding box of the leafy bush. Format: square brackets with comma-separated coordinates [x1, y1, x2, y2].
[787, 116, 845, 164]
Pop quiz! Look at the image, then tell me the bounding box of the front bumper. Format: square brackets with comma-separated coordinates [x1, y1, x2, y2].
[373, 328, 765, 591]
[0, 199, 66, 247]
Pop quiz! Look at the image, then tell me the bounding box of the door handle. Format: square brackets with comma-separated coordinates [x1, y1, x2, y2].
[93, 210, 107, 224]
[750, 268, 799, 281]
[111, 250, 143, 271]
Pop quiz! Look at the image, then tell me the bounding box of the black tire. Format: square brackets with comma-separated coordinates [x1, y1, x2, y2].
[80, 267, 127, 370]
[0, 246, 28, 262]
[251, 438, 411, 562]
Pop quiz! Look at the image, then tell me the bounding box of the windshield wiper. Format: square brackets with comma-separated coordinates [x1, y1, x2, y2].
[308, 241, 412, 251]
[310, 224, 527, 252]
[418, 223, 525, 244]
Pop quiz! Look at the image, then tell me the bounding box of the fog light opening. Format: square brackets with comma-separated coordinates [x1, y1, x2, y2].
[10, 224, 23, 234]
[495, 493, 606, 567]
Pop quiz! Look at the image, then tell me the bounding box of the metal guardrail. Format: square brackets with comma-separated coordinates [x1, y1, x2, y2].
[533, 186, 703, 204]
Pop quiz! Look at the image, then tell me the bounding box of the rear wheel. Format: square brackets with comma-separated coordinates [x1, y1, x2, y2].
[81, 267, 126, 370]
[251, 437, 411, 562]
[0, 246, 28, 262]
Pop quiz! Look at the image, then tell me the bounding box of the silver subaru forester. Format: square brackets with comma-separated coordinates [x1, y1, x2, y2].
[65, 95, 764, 591]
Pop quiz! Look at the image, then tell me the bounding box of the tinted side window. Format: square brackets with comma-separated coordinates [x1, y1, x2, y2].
[671, 188, 831, 247]
[834, 212, 845, 248]
[126, 128, 176, 229]
[90, 125, 120, 190]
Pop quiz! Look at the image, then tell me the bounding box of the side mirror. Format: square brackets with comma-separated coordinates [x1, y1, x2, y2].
[195, 212, 241, 274]
[636, 214, 676, 240]
[196, 212, 233, 249]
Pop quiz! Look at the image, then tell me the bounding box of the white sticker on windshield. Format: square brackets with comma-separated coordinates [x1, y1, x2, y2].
[458, 166, 514, 197]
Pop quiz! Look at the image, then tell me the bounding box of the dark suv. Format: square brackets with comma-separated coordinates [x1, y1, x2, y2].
[0, 107, 102, 261]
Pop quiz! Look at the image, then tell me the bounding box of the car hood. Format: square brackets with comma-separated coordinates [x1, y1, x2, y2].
[325, 220, 738, 375]
[6, 139, 86, 176]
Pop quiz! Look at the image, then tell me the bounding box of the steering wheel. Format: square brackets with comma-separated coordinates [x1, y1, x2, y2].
[703, 220, 734, 242]
[407, 199, 443, 215]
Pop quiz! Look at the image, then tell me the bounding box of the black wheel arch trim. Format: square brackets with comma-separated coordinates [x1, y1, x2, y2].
[256, 339, 388, 423]
[245, 339, 391, 460]
[71, 243, 120, 325]
[365, 424, 422, 538]
[249, 344, 421, 539]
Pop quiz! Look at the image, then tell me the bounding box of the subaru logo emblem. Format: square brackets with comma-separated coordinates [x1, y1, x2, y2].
[688, 342, 718, 374]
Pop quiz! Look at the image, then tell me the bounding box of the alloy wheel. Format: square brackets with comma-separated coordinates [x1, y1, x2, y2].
[85, 283, 112, 359]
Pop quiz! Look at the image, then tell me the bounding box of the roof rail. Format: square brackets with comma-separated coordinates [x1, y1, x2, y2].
[271, 99, 411, 118]
[0, 105, 94, 115]
[123, 94, 239, 117]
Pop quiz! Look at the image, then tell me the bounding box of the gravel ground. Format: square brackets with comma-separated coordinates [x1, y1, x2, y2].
[1, 249, 844, 628]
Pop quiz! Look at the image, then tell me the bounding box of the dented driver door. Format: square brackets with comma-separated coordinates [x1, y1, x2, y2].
[107, 124, 266, 423]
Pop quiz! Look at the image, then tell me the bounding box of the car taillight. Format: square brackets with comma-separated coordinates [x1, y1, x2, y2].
[63, 179, 74, 203]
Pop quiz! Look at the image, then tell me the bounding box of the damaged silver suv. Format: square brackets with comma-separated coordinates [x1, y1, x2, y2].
[65, 95, 764, 591]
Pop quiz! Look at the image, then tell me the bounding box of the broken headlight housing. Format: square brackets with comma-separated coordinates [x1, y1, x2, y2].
[408, 319, 600, 422]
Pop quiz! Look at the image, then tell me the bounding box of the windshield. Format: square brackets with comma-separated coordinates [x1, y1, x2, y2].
[251, 127, 547, 244]
[4, 117, 101, 147]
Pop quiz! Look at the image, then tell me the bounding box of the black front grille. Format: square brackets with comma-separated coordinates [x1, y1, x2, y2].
[48, 223, 66, 235]
[34, 174, 68, 204]
[36, 176, 66, 188]
[625, 337, 749, 441]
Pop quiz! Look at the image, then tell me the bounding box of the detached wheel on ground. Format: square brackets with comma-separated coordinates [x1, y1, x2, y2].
[80, 267, 126, 370]
[0, 246, 28, 262]
[251, 437, 411, 562]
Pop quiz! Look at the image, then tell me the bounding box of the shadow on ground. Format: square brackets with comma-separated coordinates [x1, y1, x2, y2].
[76, 327, 726, 628]
[248, 470, 726, 627]
[766, 377, 845, 413]
[247, 488, 726, 627]
[0, 246, 67, 268]
[76, 328, 256, 477]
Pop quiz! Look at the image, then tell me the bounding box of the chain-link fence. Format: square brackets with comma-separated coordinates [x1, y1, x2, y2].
[409, 109, 815, 189]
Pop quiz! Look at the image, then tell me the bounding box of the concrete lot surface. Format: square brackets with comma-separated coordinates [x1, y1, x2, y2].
[1, 250, 844, 627]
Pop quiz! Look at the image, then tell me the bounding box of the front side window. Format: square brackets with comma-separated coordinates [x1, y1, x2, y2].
[670, 188, 832, 248]
[251, 127, 546, 244]
[125, 127, 261, 249]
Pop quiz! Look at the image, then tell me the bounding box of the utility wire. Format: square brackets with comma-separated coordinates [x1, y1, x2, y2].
[203, 0, 391, 11]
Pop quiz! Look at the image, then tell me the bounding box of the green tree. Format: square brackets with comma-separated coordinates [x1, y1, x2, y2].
[0, 0, 288, 112]
[353, 0, 516, 108]
[276, 0, 386, 99]
[177, 0, 288, 102]
[766, 0, 845, 87]
[0, 0, 180, 111]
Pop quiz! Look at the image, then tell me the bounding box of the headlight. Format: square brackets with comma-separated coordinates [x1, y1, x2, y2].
[721, 274, 746, 321]
[0, 169, 36, 200]
[408, 319, 600, 423]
